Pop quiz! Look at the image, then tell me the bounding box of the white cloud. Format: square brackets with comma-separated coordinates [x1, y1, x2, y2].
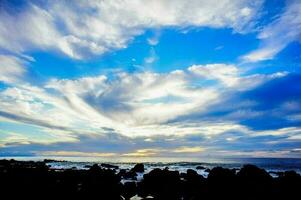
[147, 30, 161, 46]
[39, 151, 117, 157]
[144, 48, 158, 64]
[0, 0, 263, 59]
[188, 64, 239, 87]
[243, 0, 301, 62]
[0, 62, 291, 142]
[0, 55, 27, 84]
[0, 5, 60, 54]
[172, 146, 205, 153]
[147, 37, 159, 46]
[253, 127, 301, 137]
[189, 64, 287, 90]
[46, 69, 219, 127]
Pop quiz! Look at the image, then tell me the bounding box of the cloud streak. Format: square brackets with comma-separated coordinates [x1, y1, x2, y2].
[0, 0, 263, 59]
[243, 0, 301, 62]
[1, 60, 299, 157]
[0, 0, 300, 158]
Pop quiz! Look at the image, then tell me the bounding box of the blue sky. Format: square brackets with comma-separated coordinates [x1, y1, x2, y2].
[0, 0, 301, 159]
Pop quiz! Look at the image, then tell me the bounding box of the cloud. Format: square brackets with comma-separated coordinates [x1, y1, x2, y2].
[0, 55, 27, 84]
[39, 151, 117, 157]
[185, 73, 301, 132]
[188, 64, 239, 87]
[144, 48, 158, 64]
[2, 122, 300, 158]
[0, 63, 292, 141]
[123, 149, 161, 157]
[172, 146, 205, 153]
[147, 30, 161, 46]
[0, 57, 300, 158]
[0, 4, 60, 54]
[0, 0, 263, 59]
[242, 0, 301, 62]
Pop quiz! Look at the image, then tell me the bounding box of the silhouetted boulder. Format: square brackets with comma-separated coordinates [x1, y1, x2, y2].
[187, 169, 198, 176]
[182, 169, 205, 199]
[101, 163, 119, 169]
[237, 164, 272, 181]
[180, 169, 201, 181]
[236, 165, 273, 199]
[122, 181, 137, 200]
[208, 167, 236, 180]
[275, 170, 301, 199]
[84, 165, 92, 168]
[118, 169, 138, 180]
[89, 164, 101, 171]
[196, 165, 206, 170]
[131, 163, 144, 173]
[205, 168, 211, 173]
[138, 168, 182, 199]
[207, 167, 237, 199]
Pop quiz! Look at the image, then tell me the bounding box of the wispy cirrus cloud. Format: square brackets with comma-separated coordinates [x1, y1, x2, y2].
[242, 0, 301, 62]
[0, 55, 27, 84]
[0, 63, 291, 137]
[0, 0, 300, 158]
[0, 0, 263, 59]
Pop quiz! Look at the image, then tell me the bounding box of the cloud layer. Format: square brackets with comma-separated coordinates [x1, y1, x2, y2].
[0, 0, 262, 59]
[0, 0, 300, 158]
[1, 60, 300, 157]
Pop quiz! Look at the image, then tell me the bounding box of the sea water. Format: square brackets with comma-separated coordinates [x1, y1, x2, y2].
[1, 156, 301, 177]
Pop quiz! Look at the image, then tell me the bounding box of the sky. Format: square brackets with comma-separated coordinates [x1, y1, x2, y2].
[0, 0, 301, 159]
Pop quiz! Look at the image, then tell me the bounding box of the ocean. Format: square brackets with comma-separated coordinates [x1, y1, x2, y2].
[1, 156, 301, 178]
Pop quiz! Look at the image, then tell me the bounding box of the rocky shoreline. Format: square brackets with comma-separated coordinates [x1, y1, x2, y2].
[0, 159, 300, 199]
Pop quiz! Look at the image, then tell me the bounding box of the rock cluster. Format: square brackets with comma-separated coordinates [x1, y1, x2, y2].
[0, 159, 300, 200]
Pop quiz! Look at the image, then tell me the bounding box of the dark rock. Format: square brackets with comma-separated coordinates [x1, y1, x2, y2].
[274, 170, 301, 199]
[1, 159, 300, 200]
[84, 165, 92, 169]
[118, 169, 137, 180]
[138, 168, 182, 199]
[237, 164, 272, 182]
[208, 167, 236, 181]
[131, 163, 144, 173]
[207, 167, 237, 198]
[44, 159, 67, 163]
[196, 165, 206, 170]
[205, 168, 211, 173]
[236, 165, 273, 199]
[89, 164, 101, 171]
[122, 182, 137, 200]
[182, 169, 205, 199]
[187, 169, 198, 176]
[180, 172, 186, 178]
[268, 170, 279, 174]
[118, 169, 127, 176]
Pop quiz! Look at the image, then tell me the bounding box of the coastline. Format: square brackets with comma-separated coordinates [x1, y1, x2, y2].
[1, 159, 300, 200]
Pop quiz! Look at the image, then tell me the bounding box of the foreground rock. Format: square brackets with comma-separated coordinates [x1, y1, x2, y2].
[0, 159, 300, 200]
[101, 163, 119, 169]
[131, 163, 144, 173]
[138, 168, 182, 199]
